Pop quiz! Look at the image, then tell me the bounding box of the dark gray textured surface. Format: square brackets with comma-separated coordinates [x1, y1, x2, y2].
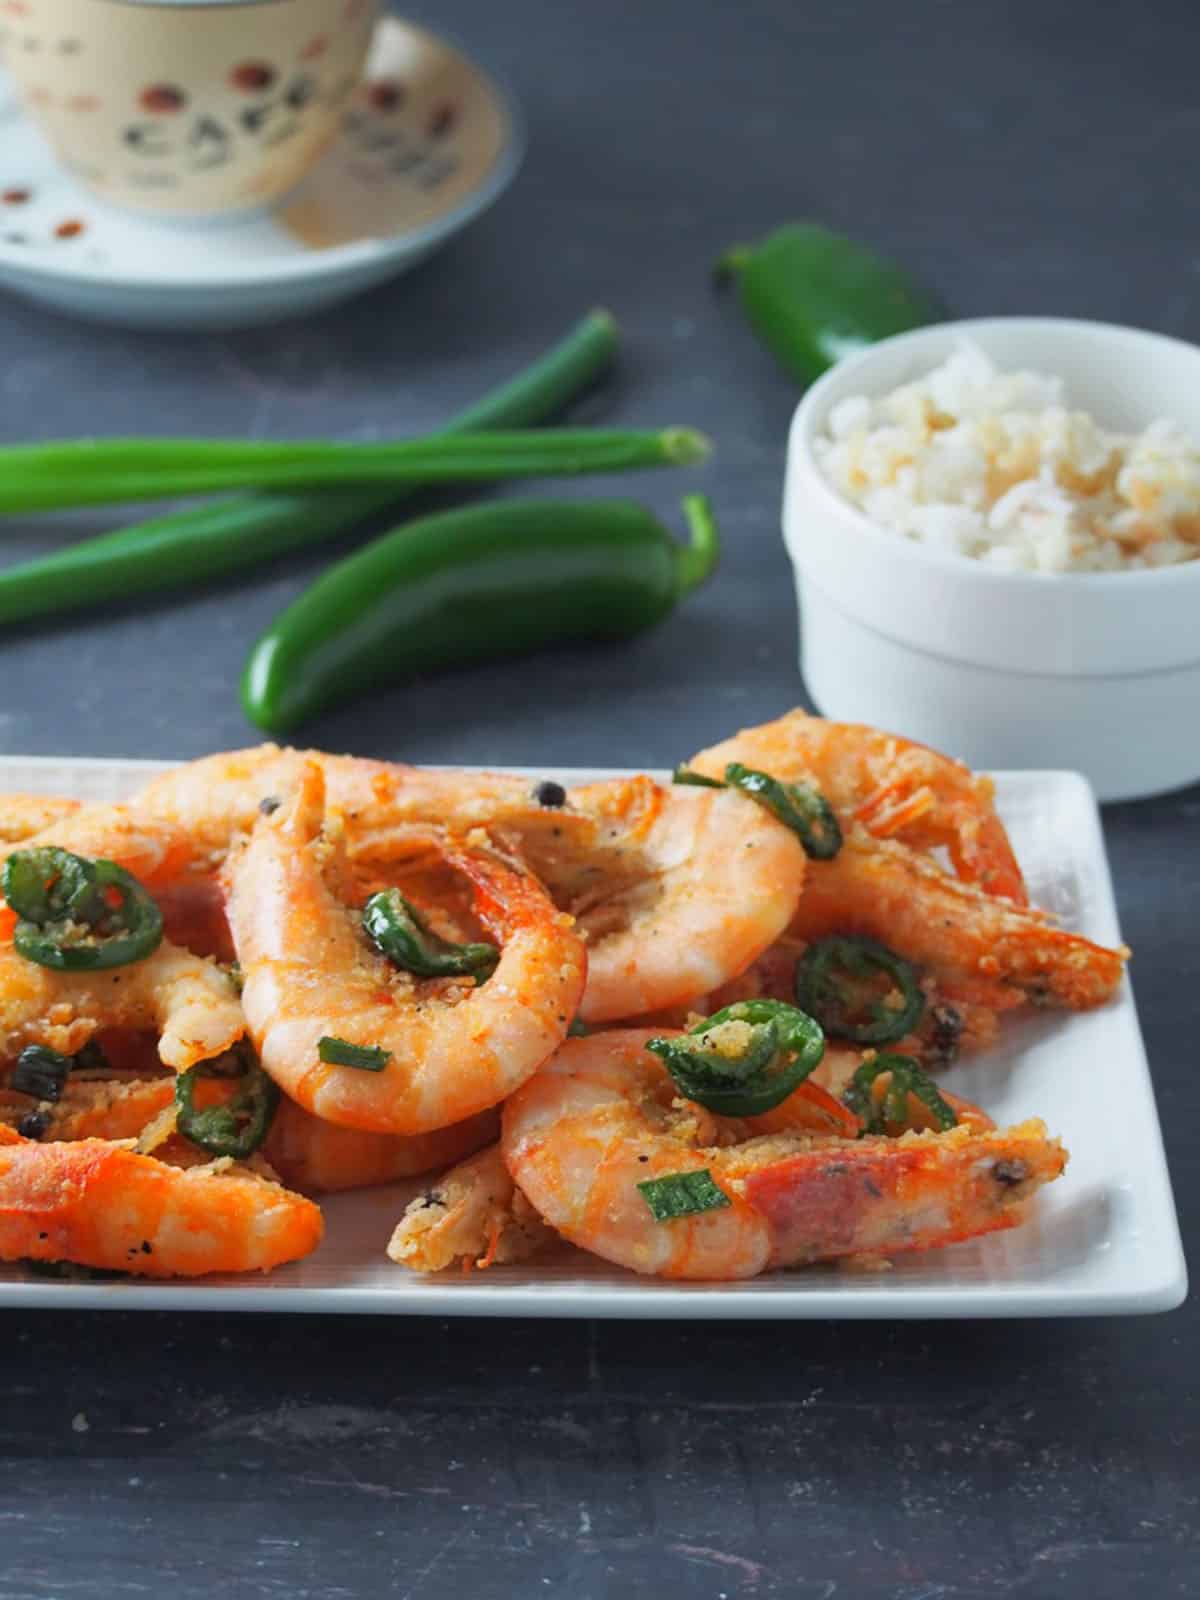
[1, 1, 1198, 1595]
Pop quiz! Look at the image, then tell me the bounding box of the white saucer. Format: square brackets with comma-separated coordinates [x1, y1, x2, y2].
[0, 17, 523, 330]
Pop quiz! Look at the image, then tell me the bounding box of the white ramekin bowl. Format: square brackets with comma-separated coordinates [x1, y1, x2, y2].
[784, 317, 1200, 803]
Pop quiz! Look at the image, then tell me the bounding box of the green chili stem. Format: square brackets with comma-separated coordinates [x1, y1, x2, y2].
[0, 309, 620, 625]
[0, 428, 710, 514]
[675, 495, 721, 596]
[713, 246, 752, 284]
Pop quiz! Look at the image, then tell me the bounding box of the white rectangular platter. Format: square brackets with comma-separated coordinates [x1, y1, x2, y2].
[0, 756, 1186, 1318]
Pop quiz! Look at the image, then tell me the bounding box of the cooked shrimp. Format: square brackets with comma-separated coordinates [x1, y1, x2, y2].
[225, 763, 586, 1134]
[0, 1077, 174, 1142]
[788, 833, 1127, 1011]
[134, 745, 597, 869]
[0, 938, 245, 1070]
[264, 1101, 500, 1195]
[0, 794, 81, 845]
[126, 747, 598, 957]
[0, 1123, 322, 1277]
[502, 1032, 1066, 1280]
[388, 1143, 554, 1272]
[535, 776, 807, 1023]
[689, 708, 1027, 903]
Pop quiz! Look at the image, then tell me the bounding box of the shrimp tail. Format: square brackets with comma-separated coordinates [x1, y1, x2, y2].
[387, 1144, 554, 1273]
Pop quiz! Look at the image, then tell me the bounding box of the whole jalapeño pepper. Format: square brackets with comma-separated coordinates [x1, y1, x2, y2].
[716, 222, 944, 385]
[241, 495, 720, 734]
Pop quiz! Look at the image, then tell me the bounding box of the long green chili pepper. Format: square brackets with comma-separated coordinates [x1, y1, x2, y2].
[363, 889, 498, 982]
[174, 1050, 280, 1159]
[647, 999, 825, 1117]
[0, 309, 619, 627]
[2, 845, 163, 970]
[723, 763, 842, 859]
[242, 495, 721, 734]
[716, 222, 944, 385]
[0, 427, 708, 515]
[794, 935, 924, 1045]
[844, 1052, 958, 1135]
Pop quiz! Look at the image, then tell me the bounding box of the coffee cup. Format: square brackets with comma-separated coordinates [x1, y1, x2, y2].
[0, 0, 381, 218]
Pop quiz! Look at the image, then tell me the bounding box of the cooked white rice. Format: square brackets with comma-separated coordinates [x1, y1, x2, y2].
[815, 341, 1200, 573]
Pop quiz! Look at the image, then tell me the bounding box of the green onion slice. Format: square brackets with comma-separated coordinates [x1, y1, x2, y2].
[844, 1052, 958, 1135]
[10, 1044, 73, 1102]
[362, 889, 499, 982]
[723, 763, 843, 859]
[647, 999, 825, 1117]
[638, 1168, 731, 1222]
[175, 1047, 280, 1159]
[2, 845, 163, 971]
[317, 1036, 391, 1072]
[794, 934, 924, 1044]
